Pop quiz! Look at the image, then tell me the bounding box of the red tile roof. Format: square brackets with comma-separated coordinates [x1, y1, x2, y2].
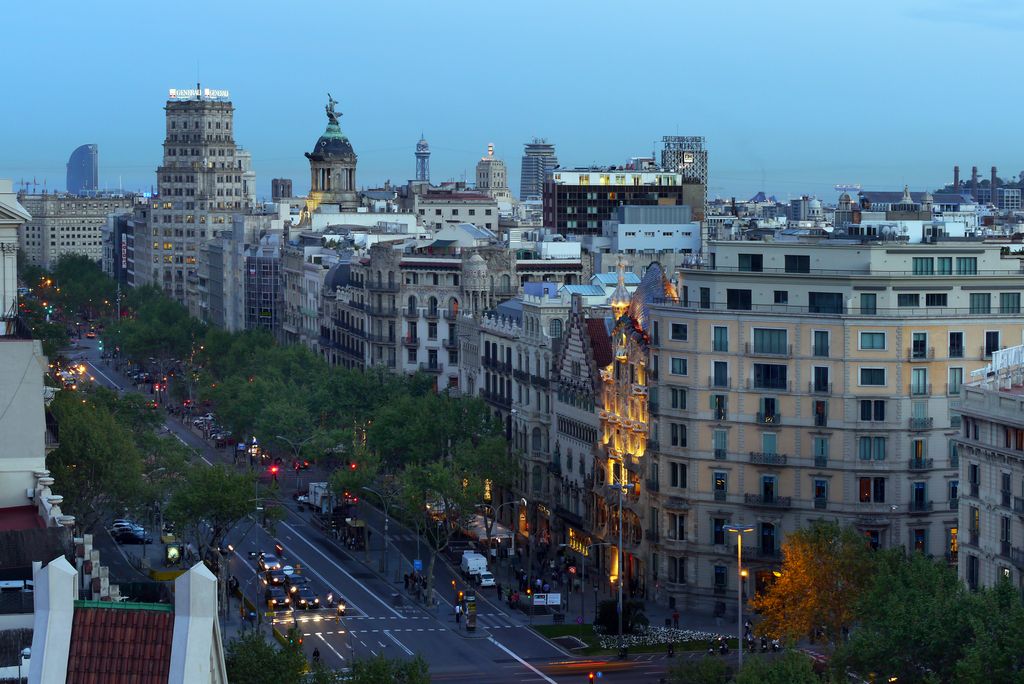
[66, 604, 174, 684]
[586, 318, 613, 367]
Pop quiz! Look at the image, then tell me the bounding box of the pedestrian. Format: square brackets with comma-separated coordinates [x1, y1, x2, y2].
[495, 581, 501, 598]
[672, 610, 680, 629]
[455, 603, 462, 624]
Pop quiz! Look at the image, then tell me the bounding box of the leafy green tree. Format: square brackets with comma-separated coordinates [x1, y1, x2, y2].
[954, 580, 1024, 684]
[51, 254, 116, 319]
[666, 655, 730, 684]
[347, 654, 430, 684]
[164, 465, 255, 559]
[750, 521, 873, 650]
[46, 391, 143, 529]
[832, 550, 969, 683]
[224, 630, 305, 684]
[734, 649, 818, 684]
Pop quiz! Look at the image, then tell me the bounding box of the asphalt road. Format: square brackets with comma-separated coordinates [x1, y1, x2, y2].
[70, 336, 670, 683]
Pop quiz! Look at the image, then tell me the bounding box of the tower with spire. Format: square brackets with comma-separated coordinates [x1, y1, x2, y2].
[610, 258, 631, 320]
[415, 134, 430, 183]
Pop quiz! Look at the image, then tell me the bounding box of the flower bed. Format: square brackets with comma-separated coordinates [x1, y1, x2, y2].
[595, 625, 727, 650]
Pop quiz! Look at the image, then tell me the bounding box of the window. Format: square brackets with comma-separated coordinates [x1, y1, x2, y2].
[813, 330, 829, 357]
[668, 556, 685, 584]
[814, 479, 828, 504]
[712, 361, 728, 387]
[911, 332, 928, 359]
[670, 423, 687, 447]
[738, 253, 763, 272]
[665, 513, 686, 542]
[713, 471, 727, 495]
[860, 332, 886, 350]
[712, 326, 728, 352]
[969, 293, 991, 314]
[956, 257, 977, 275]
[1000, 292, 1020, 314]
[670, 462, 686, 488]
[670, 323, 688, 341]
[985, 330, 1000, 356]
[699, 287, 710, 309]
[808, 292, 843, 314]
[670, 357, 687, 375]
[753, 329, 787, 355]
[860, 368, 886, 386]
[858, 436, 887, 460]
[784, 254, 810, 273]
[774, 290, 788, 304]
[937, 257, 952, 275]
[713, 518, 726, 546]
[861, 293, 877, 315]
[859, 476, 886, 502]
[753, 363, 787, 390]
[925, 293, 947, 307]
[713, 429, 727, 454]
[813, 366, 830, 393]
[948, 368, 963, 395]
[761, 431, 777, 453]
[813, 437, 829, 463]
[860, 399, 885, 421]
[912, 257, 934, 275]
[669, 387, 687, 410]
[898, 294, 920, 307]
[949, 331, 964, 358]
[726, 289, 751, 310]
[911, 367, 928, 395]
[427, 322, 437, 340]
[711, 394, 727, 421]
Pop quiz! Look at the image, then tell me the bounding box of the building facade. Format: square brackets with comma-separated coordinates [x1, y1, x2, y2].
[271, 178, 293, 202]
[520, 139, 558, 202]
[17, 193, 133, 269]
[66, 144, 98, 196]
[955, 348, 1024, 591]
[646, 239, 1023, 610]
[476, 144, 512, 202]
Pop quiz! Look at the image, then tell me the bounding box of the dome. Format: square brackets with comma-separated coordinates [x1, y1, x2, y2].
[323, 262, 350, 292]
[466, 253, 487, 273]
[808, 198, 822, 209]
[307, 121, 354, 160]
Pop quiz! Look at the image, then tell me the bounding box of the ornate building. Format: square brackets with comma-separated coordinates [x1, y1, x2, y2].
[304, 94, 359, 214]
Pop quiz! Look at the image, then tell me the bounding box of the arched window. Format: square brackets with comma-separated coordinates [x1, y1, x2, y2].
[532, 465, 542, 493]
[448, 297, 459, 317]
[387, 271, 395, 286]
[532, 427, 543, 453]
[549, 318, 563, 339]
[428, 296, 438, 316]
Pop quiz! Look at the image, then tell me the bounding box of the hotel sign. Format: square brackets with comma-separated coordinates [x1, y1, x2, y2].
[168, 87, 230, 100]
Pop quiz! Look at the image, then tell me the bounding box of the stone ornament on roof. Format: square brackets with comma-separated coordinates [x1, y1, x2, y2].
[326, 93, 341, 125]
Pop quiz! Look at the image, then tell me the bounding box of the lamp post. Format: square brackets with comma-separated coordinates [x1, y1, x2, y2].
[362, 486, 391, 576]
[479, 498, 521, 568]
[724, 524, 755, 669]
[615, 481, 632, 656]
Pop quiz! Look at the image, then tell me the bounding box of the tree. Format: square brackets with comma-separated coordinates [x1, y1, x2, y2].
[347, 654, 430, 684]
[750, 521, 873, 650]
[832, 550, 970, 683]
[224, 630, 305, 684]
[46, 391, 143, 529]
[954, 580, 1024, 684]
[734, 649, 818, 684]
[164, 465, 254, 560]
[666, 656, 730, 684]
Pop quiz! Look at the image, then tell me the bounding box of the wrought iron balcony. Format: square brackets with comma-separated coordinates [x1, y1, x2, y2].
[814, 413, 828, 427]
[513, 368, 530, 383]
[404, 307, 420, 319]
[745, 342, 792, 358]
[908, 458, 934, 471]
[714, 448, 727, 460]
[443, 309, 460, 321]
[403, 336, 419, 347]
[366, 281, 399, 293]
[908, 500, 933, 513]
[367, 304, 398, 316]
[909, 417, 933, 430]
[425, 309, 440, 321]
[949, 497, 959, 511]
[756, 412, 781, 425]
[808, 382, 832, 395]
[443, 337, 459, 350]
[708, 375, 731, 389]
[814, 455, 828, 468]
[418, 361, 442, 374]
[547, 460, 562, 475]
[907, 346, 935, 361]
[714, 490, 727, 501]
[814, 497, 827, 509]
[744, 493, 792, 508]
[909, 383, 932, 396]
[749, 452, 787, 466]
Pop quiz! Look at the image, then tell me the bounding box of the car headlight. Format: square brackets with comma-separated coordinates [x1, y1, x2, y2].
[284, 597, 290, 603]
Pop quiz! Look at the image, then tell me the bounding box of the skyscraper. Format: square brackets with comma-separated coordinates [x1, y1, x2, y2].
[66, 144, 98, 196]
[519, 138, 557, 201]
[135, 86, 255, 302]
[415, 135, 430, 183]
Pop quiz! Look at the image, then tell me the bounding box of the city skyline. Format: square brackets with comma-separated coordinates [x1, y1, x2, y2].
[3, 0, 1024, 201]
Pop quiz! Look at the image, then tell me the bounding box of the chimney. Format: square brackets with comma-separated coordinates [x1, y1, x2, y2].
[991, 166, 998, 206]
[971, 166, 978, 201]
[953, 165, 960, 191]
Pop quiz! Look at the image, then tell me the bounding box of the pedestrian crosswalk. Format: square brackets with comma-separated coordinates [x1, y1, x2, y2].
[304, 611, 525, 634]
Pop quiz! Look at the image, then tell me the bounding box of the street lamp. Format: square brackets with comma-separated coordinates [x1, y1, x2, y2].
[613, 480, 631, 657]
[362, 486, 392, 577]
[724, 524, 755, 669]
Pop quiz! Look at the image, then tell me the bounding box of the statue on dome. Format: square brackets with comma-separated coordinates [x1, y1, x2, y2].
[325, 93, 341, 125]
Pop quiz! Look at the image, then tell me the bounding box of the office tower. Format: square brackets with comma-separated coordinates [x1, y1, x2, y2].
[519, 138, 557, 201]
[67, 144, 99, 196]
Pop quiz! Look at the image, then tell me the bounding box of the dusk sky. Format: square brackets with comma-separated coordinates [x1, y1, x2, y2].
[3, 0, 1023, 202]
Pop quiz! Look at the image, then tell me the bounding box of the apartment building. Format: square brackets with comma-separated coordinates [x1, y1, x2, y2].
[18, 192, 134, 269]
[647, 238, 1024, 611]
[955, 347, 1024, 591]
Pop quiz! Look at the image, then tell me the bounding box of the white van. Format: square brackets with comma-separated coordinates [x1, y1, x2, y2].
[460, 552, 487, 578]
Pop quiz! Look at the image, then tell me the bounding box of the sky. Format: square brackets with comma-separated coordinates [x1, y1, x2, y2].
[3, 0, 1024, 202]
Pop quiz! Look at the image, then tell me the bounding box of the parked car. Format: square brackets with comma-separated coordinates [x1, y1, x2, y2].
[265, 585, 291, 611]
[258, 552, 282, 572]
[477, 571, 496, 587]
[113, 528, 152, 545]
[293, 586, 319, 610]
[286, 574, 311, 595]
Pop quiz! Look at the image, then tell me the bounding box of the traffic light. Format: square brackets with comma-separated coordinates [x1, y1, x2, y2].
[349, 462, 357, 471]
[588, 673, 595, 683]
[458, 591, 464, 602]
[269, 465, 279, 481]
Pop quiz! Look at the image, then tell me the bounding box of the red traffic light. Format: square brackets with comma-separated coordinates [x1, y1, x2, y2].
[269, 465, 279, 475]
[349, 462, 357, 471]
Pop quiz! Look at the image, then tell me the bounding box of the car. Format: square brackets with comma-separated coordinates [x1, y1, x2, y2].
[293, 585, 319, 610]
[85, 331, 96, 339]
[477, 571, 496, 587]
[258, 552, 282, 572]
[265, 585, 291, 611]
[263, 568, 287, 587]
[113, 529, 152, 545]
[286, 574, 311, 595]
[110, 521, 145, 536]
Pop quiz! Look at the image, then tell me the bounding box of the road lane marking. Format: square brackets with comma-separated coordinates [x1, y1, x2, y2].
[384, 630, 414, 656]
[280, 521, 403, 618]
[315, 632, 345, 662]
[172, 432, 213, 465]
[85, 360, 121, 390]
[486, 637, 558, 684]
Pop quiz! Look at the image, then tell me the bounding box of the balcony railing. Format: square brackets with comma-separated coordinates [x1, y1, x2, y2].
[1013, 497, 1024, 514]
[811, 344, 829, 357]
[481, 389, 511, 409]
[404, 307, 420, 319]
[425, 309, 440, 321]
[808, 382, 832, 394]
[814, 455, 828, 468]
[949, 497, 959, 510]
[908, 500, 933, 513]
[908, 458, 934, 471]
[908, 346, 935, 361]
[713, 585, 726, 596]
[513, 369, 530, 383]
[714, 490, 727, 501]
[1010, 547, 1024, 570]
[909, 383, 932, 396]
[403, 336, 419, 347]
[714, 448, 727, 460]
[756, 412, 781, 425]
[443, 309, 459, 321]
[708, 376, 730, 389]
[741, 545, 780, 560]
[744, 493, 792, 508]
[969, 483, 979, 498]
[814, 413, 828, 427]
[749, 452, 787, 466]
[745, 343, 793, 358]
[531, 375, 550, 389]
[547, 460, 562, 476]
[814, 497, 827, 509]
[1000, 540, 1012, 558]
[418, 361, 443, 373]
[969, 531, 979, 546]
[746, 380, 791, 392]
[367, 304, 398, 316]
[366, 333, 396, 344]
[443, 337, 459, 350]
[909, 417, 933, 430]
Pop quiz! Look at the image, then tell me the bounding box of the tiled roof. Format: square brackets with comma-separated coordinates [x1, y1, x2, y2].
[586, 318, 613, 367]
[66, 604, 174, 684]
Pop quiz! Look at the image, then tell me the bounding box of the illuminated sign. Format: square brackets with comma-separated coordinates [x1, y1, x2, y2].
[168, 87, 230, 100]
[121, 242, 127, 269]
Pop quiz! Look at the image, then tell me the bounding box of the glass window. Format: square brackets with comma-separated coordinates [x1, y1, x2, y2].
[753, 363, 788, 389]
[860, 332, 886, 350]
[713, 471, 727, 492]
[712, 326, 728, 352]
[670, 387, 687, 409]
[670, 423, 687, 447]
[670, 462, 686, 488]
[761, 432, 777, 454]
[808, 292, 843, 314]
[753, 329, 788, 354]
[738, 254, 763, 272]
[699, 287, 710, 309]
[713, 429, 727, 452]
[713, 518, 726, 545]
[925, 293, 947, 307]
[774, 290, 788, 304]
[670, 323, 688, 341]
[911, 367, 928, 394]
[937, 257, 952, 275]
[713, 361, 728, 387]
[985, 331, 1000, 356]
[814, 479, 828, 501]
[898, 294, 920, 307]
[670, 357, 687, 375]
[860, 293, 877, 315]
[948, 368, 963, 395]
[813, 437, 829, 459]
[726, 289, 751, 311]
[949, 331, 964, 358]
[860, 368, 885, 386]
[784, 255, 810, 273]
[813, 330, 829, 357]
[1000, 292, 1020, 314]
[912, 257, 934, 275]
[956, 257, 977, 275]
[969, 293, 991, 314]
